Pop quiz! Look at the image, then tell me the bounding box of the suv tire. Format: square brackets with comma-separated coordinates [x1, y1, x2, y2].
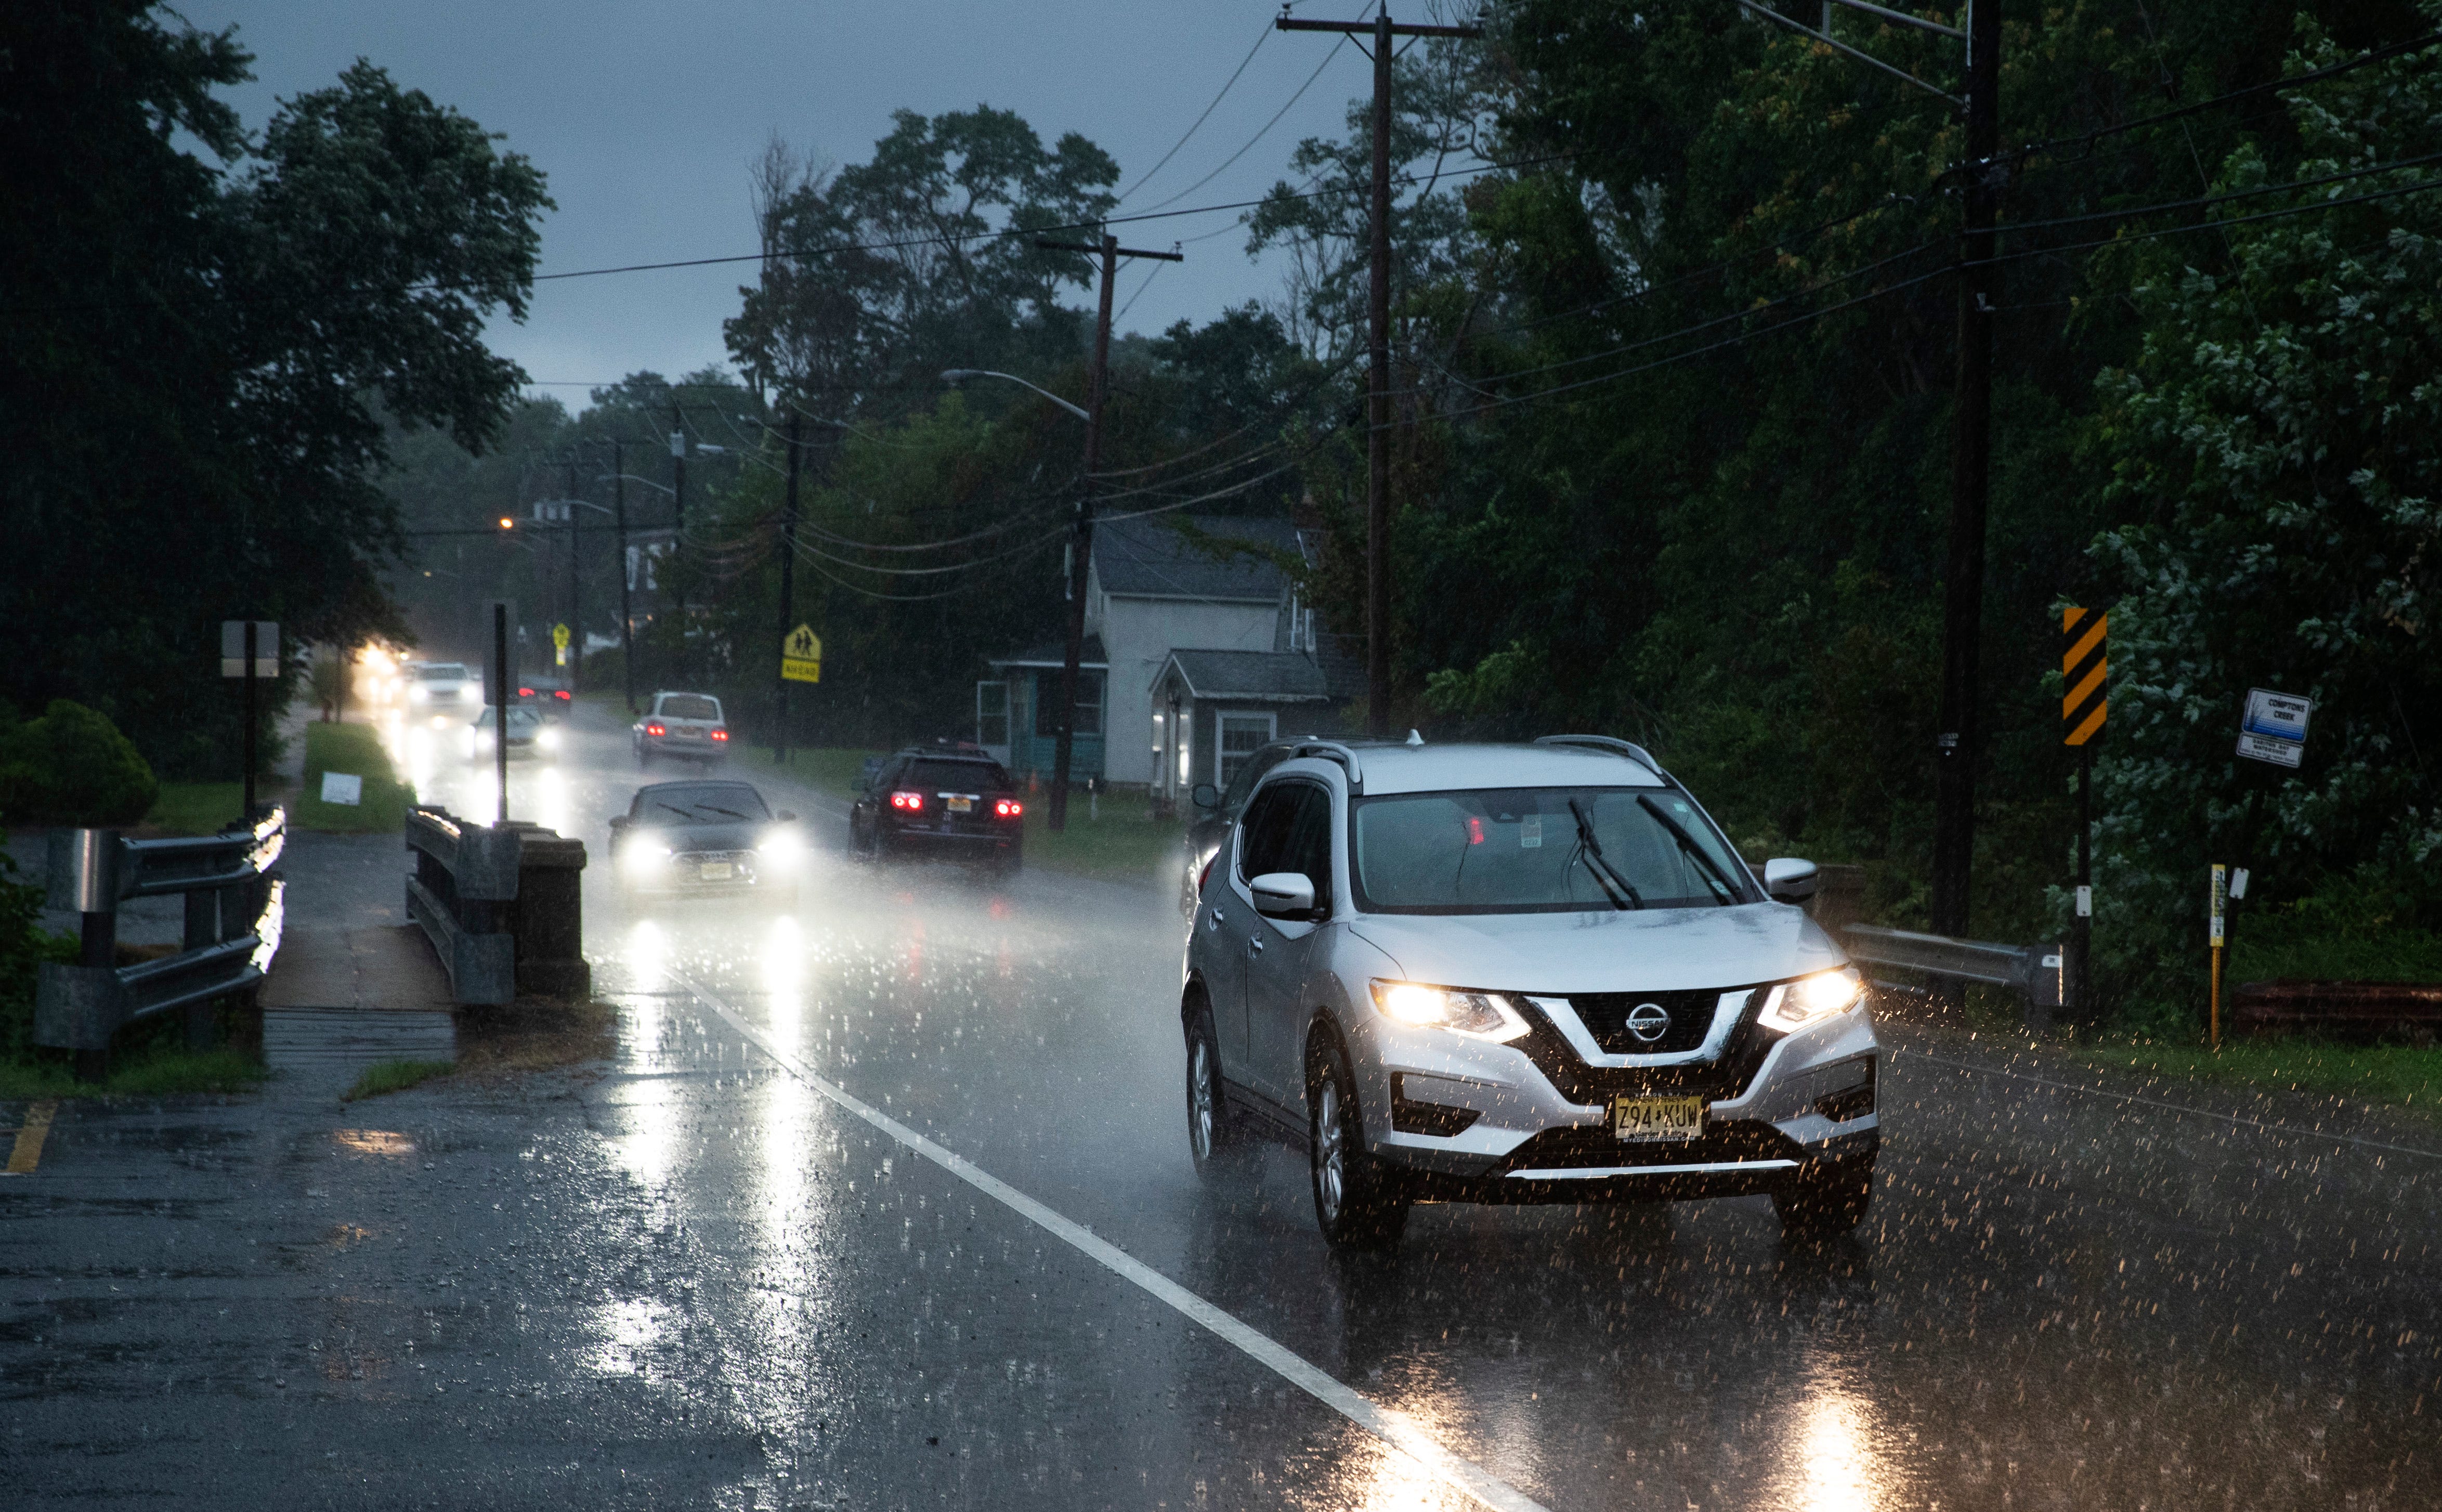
[1183, 1001, 1243, 1177]
[1774, 1154, 1875, 1239]
[1307, 1034, 1408, 1250]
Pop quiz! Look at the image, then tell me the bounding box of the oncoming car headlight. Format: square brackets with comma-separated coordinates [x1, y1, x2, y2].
[1759, 967, 1865, 1034]
[756, 829, 802, 870]
[620, 842, 671, 876]
[1368, 981, 1531, 1044]
[535, 726, 561, 751]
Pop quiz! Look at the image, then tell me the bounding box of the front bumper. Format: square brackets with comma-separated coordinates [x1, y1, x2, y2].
[1358, 995, 1881, 1197]
[621, 849, 791, 896]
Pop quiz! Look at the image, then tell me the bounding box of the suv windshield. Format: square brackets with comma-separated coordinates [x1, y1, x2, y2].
[419, 663, 468, 681]
[1350, 787, 1755, 914]
[657, 695, 720, 720]
[635, 784, 769, 822]
[901, 758, 1011, 791]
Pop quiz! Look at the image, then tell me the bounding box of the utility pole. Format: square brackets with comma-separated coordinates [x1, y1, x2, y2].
[1929, 0, 2003, 940]
[1035, 232, 1183, 830]
[670, 408, 687, 682]
[564, 455, 582, 686]
[1279, 6, 1482, 738]
[774, 408, 802, 765]
[615, 436, 635, 712]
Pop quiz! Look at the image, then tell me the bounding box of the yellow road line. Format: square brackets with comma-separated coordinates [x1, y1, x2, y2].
[5, 1100, 59, 1175]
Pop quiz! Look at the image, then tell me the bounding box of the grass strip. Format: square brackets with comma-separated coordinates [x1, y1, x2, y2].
[294, 721, 415, 832]
[341, 1058, 455, 1102]
[143, 782, 260, 837]
[2062, 1036, 2442, 1118]
[0, 1047, 268, 1100]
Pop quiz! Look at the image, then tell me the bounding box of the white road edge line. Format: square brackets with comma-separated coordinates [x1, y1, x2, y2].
[1903, 1048, 2442, 1161]
[676, 971, 1552, 1512]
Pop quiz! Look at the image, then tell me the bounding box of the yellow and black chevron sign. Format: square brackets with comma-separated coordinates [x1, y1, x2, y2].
[2062, 606, 2107, 746]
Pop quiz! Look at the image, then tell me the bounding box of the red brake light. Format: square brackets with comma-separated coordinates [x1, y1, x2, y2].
[556, 689, 571, 700]
[994, 799, 1022, 818]
[1466, 816, 1485, 846]
[711, 728, 728, 741]
[645, 721, 665, 736]
[518, 687, 533, 697]
[890, 790, 924, 811]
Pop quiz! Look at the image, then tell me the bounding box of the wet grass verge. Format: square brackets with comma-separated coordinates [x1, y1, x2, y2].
[2061, 1037, 2442, 1118]
[0, 1047, 268, 1100]
[341, 1059, 454, 1102]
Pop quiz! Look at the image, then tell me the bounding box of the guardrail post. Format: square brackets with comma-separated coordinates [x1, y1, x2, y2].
[513, 828, 590, 998]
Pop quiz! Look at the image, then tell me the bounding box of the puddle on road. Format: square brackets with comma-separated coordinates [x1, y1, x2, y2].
[263, 1008, 455, 1074]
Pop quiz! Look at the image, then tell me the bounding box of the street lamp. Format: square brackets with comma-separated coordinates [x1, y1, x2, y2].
[941, 369, 1090, 423]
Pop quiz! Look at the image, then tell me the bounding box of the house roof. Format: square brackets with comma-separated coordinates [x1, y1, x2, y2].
[989, 634, 1107, 671]
[1093, 515, 1301, 602]
[1153, 648, 1336, 702]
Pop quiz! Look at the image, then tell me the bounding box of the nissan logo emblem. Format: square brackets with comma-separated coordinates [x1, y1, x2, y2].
[1625, 1002, 1671, 1042]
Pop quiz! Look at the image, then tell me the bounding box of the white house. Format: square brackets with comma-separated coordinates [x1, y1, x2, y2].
[981, 514, 1354, 795]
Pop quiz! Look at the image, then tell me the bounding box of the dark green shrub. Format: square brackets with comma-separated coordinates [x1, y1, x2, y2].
[0, 699, 159, 825]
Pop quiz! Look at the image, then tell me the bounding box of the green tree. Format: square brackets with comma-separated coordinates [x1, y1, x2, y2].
[0, 3, 550, 775]
[2085, 22, 2442, 1009]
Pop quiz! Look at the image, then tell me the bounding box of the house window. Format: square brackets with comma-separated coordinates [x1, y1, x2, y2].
[1218, 712, 1276, 787]
[975, 681, 1009, 746]
[1033, 670, 1104, 737]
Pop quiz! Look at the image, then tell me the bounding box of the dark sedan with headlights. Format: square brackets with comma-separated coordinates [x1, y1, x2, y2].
[610, 780, 805, 907]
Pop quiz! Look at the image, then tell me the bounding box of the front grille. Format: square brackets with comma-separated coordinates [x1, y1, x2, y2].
[1565, 988, 1731, 1054]
[673, 849, 758, 883]
[1510, 989, 1780, 1104]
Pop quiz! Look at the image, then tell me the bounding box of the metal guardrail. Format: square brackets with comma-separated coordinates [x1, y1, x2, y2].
[35, 808, 288, 1064]
[404, 806, 589, 1006]
[1840, 923, 2067, 1028]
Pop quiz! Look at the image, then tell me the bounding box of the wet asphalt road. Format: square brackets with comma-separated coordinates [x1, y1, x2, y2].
[4, 708, 2439, 1509]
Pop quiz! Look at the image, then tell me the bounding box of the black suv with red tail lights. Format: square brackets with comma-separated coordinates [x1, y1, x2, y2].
[850, 742, 1025, 872]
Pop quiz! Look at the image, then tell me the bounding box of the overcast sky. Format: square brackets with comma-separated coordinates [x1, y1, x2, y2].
[178, 0, 1387, 407]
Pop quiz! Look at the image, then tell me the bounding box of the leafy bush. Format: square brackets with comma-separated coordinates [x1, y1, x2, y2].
[0, 699, 160, 826]
[0, 841, 77, 1063]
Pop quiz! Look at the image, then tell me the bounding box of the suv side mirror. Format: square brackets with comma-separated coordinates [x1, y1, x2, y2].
[776, 810, 798, 823]
[1250, 871, 1316, 918]
[1190, 782, 1221, 811]
[1764, 857, 1819, 901]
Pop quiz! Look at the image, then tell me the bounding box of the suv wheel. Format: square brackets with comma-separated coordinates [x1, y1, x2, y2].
[1774, 1154, 1875, 1239]
[1307, 1035, 1408, 1250]
[1183, 1002, 1241, 1177]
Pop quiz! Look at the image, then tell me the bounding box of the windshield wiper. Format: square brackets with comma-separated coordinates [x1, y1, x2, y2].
[1637, 794, 1743, 905]
[1566, 798, 1642, 911]
[695, 805, 750, 820]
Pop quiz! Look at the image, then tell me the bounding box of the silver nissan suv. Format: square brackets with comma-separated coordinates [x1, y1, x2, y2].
[1180, 735, 1881, 1250]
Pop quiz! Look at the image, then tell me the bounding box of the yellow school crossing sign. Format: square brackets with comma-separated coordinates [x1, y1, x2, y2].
[781, 624, 822, 683]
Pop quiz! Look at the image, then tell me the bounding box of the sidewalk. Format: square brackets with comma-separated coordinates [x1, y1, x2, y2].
[256, 831, 456, 1092]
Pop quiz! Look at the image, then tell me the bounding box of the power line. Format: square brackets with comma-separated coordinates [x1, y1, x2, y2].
[1130, 36, 1354, 215]
[1117, 22, 1271, 204]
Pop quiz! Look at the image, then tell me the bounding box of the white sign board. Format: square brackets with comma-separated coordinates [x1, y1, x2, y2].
[2236, 687, 2312, 768]
[319, 771, 363, 806]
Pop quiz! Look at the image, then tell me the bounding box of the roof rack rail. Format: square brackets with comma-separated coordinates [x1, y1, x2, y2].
[1534, 733, 1669, 780]
[1291, 739, 1365, 793]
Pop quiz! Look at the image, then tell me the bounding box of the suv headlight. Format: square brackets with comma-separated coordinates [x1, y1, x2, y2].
[756, 830, 801, 870]
[1368, 980, 1531, 1044]
[1758, 967, 1865, 1034]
